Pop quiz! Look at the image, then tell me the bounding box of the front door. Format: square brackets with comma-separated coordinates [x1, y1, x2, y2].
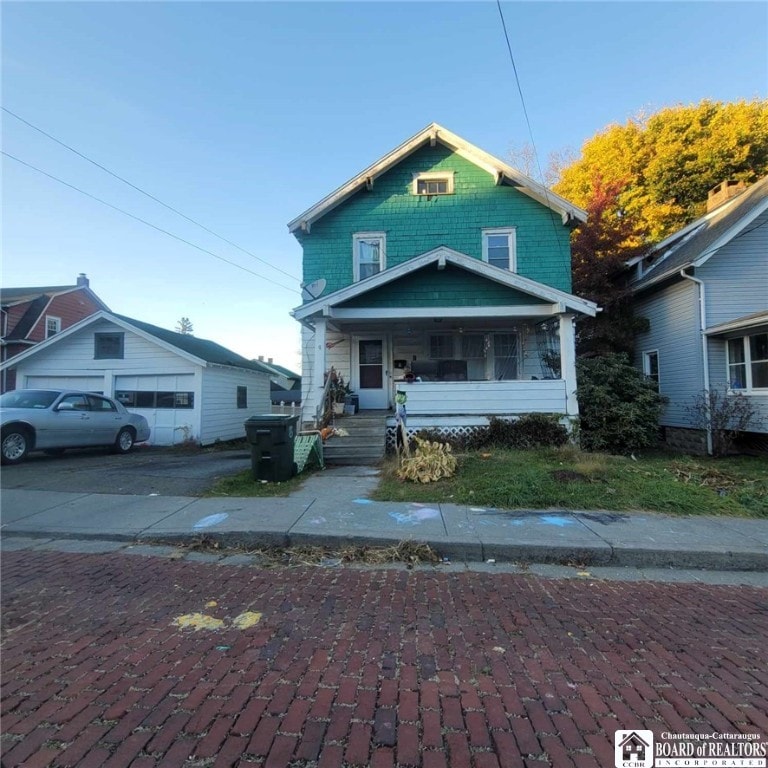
[354, 337, 389, 409]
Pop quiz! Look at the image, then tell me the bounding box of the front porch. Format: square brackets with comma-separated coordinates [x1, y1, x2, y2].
[293, 247, 597, 428]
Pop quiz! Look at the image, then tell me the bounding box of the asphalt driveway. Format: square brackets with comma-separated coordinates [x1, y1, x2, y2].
[0, 445, 251, 496]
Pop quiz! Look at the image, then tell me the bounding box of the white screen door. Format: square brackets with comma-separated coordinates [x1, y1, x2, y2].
[354, 337, 389, 409]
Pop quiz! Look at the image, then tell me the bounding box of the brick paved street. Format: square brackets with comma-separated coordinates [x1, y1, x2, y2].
[1, 550, 766, 768]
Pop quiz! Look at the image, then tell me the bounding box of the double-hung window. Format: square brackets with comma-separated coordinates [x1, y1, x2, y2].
[46, 316, 61, 339]
[482, 228, 516, 271]
[728, 333, 768, 390]
[353, 232, 386, 282]
[493, 333, 519, 380]
[642, 350, 660, 386]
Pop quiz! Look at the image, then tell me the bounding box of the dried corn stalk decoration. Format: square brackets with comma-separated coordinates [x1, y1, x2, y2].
[397, 437, 457, 483]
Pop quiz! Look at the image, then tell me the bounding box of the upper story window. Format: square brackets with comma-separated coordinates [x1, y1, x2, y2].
[353, 232, 386, 282]
[46, 316, 61, 339]
[728, 333, 768, 391]
[412, 171, 455, 196]
[482, 228, 517, 271]
[94, 332, 124, 360]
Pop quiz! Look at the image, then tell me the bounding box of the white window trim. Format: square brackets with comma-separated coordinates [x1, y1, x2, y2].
[352, 232, 386, 283]
[412, 171, 455, 196]
[45, 315, 62, 338]
[642, 350, 660, 384]
[482, 227, 517, 272]
[726, 333, 768, 392]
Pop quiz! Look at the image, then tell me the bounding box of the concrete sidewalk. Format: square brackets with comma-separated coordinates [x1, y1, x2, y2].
[2, 466, 767, 571]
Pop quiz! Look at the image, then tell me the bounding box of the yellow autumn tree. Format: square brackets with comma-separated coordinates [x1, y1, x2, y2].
[554, 99, 768, 243]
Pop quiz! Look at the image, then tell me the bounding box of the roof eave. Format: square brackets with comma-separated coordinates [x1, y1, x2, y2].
[292, 246, 597, 320]
[287, 123, 586, 233]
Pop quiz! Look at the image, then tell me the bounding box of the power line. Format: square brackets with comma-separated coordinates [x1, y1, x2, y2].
[2, 150, 300, 296]
[2, 106, 300, 283]
[495, 1, 573, 272]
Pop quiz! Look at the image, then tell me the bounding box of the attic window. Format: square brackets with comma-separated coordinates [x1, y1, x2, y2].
[413, 172, 454, 196]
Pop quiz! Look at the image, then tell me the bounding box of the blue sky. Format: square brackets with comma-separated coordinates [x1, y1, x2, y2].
[3, 1, 766, 373]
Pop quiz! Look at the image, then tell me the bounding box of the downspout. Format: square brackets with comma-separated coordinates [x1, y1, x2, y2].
[679, 269, 713, 455]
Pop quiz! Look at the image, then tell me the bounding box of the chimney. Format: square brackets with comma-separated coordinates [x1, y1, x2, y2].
[76, 273, 89, 287]
[268, 357, 273, 364]
[707, 180, 747, 213]
[258, 355, 264, 361]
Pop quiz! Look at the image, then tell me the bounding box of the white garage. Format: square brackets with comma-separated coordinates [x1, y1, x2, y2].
[2, 312, 274, 446]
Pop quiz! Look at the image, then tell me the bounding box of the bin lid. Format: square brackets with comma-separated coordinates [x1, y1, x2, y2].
[244, 414, 299, 424]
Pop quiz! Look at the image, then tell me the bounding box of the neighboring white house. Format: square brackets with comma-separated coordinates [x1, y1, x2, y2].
[630, 176, 768, 453]
[0, 311, 273, 446]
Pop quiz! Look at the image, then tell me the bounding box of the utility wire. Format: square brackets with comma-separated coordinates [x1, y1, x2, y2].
[2, 106, 300, 283]
[2, 150, 300, 296]
[495, 1, 573, 271]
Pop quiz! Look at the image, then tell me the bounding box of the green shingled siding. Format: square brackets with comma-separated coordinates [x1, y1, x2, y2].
[339, 265, 548, 308]
[297, 143, 573, 301]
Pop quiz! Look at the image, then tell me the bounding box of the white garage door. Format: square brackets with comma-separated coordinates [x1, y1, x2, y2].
[24, 375, 105, 392]
[114, 374, 197, 446]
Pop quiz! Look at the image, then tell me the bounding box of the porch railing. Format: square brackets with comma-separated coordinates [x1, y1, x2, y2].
[398, 379, 567, 415]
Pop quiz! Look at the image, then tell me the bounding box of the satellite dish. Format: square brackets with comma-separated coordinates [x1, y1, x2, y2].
[301, 278, 327, 301]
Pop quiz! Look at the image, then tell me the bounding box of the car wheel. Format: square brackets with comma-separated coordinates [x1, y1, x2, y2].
[1, 427, 30, 465]
[113, 427, 136, 454]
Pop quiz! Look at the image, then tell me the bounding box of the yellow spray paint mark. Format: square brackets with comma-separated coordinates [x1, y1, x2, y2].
[173, 613, 225, 631]
[205, 600, 218, 608]
[232, 611, 263, 630]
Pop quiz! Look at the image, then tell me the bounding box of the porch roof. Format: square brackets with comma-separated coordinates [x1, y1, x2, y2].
[705, 310, 768, 336]
[292, 246, 598, 323]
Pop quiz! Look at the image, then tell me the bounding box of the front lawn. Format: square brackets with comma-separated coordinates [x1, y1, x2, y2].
[371, 447, 768, 517]
[206, 468, 315, 497]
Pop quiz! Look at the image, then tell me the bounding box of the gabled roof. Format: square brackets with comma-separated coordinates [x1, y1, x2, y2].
[287, 122, 587, 234]
[632, 175, 768, 292]
[4, 296, 50, 340]
[292, 246, 598, 321]
[1, 311, 274, 376]
[262, 362, 300, 381]
[1, 281, 111, 342]
[0, 282, 110, 308]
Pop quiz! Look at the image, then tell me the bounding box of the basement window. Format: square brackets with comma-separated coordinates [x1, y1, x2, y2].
[412, 171, 454, 196]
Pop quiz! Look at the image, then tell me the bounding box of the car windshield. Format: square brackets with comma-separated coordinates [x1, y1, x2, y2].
[0, 390, 60, 409]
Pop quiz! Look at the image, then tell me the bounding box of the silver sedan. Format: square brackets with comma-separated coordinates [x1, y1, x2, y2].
[0, 389, 151, 464]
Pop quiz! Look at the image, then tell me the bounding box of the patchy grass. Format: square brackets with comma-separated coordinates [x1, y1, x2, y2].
[372, 447, 768, 517]
[205, 467, 316, 498]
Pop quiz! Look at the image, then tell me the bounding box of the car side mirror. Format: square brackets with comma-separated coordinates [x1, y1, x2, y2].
[56, 402, 75, 411]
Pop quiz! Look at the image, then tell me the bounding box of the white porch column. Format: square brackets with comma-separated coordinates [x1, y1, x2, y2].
[313, 317, 327, 399]
[558, 314, 579, 417]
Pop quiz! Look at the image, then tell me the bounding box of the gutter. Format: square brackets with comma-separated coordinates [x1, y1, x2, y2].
[680, 269, 713, 455]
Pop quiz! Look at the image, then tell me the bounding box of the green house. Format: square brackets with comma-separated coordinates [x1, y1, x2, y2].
[289, 123, 597, 445]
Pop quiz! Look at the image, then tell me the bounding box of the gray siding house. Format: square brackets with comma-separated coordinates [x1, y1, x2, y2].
[630, 177, 768, 453]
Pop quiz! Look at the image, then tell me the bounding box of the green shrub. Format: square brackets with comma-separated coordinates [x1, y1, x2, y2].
[471, 413, 569, 450]
[576, 354, 667, 454]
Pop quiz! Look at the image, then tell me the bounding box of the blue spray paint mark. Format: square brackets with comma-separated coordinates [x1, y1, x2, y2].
[389, 508, 440, 525]
[193, 512, 229, 529]
[539, 515, 575, 527]
[353, 498, 374, 505]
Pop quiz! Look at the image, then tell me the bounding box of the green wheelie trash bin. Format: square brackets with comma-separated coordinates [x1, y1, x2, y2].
[244, 414, 299, 482]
